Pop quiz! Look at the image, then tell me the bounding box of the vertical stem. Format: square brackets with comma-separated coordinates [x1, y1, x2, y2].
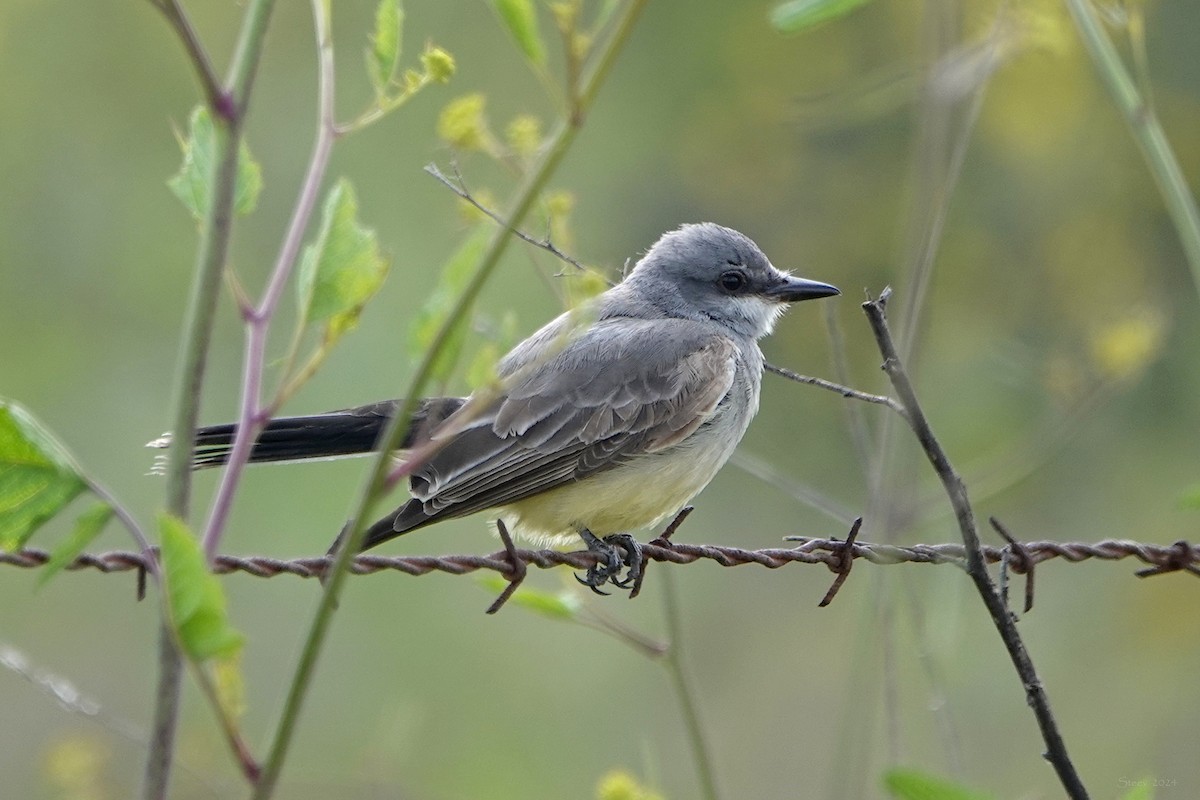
[1065, 0, 1200, 299]
[863, 295, 1090, 800]
[146, 1, 278, 797]
[660, 571, 721, 800]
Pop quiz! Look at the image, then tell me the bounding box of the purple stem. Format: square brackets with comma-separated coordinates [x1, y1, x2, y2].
[201, 14, 338, 563]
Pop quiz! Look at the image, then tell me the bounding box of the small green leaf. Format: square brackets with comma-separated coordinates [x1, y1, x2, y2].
[38, 503, 113, 587]
[168, 106, 263, 220]
[770, 0, 876, 33]
[297, 178, 390, 336]
[478, 575, 582, 620]
[159, 514, 245, 661]
[493, 0, 546, 67]
[883, 768, 993, 800]
[367, 0, 404, 94]
[408, 224, 490, 383]
[0, 400, 88, 549]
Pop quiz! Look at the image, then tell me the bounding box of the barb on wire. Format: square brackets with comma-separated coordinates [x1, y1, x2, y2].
[991, 516, 1035, 613]
[818, 517, 864, 607]
[4, 536, 1197, 583]
[1134, 539, 1200, 579]
[485, 519, 527, 614]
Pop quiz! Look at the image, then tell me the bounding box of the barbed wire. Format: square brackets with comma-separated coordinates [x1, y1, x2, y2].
[4, 536, 1196, 581]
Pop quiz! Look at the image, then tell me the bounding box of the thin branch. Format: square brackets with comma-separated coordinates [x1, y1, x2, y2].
[82, 475, 155, 569]
[425, 162, 589, 274]
[151, 1, 277, 797]
[149, 0, 227, 115]
[861, 289, 1091, 800]
[729, 451, 858, 525]
[764, 362, 907, 416]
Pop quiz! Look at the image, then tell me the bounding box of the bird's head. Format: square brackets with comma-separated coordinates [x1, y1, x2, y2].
[624, 223, 840, 339]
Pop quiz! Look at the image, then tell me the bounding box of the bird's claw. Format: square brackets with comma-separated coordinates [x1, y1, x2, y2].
[574, 572, 610, 595]
[576, 530, 643, 594]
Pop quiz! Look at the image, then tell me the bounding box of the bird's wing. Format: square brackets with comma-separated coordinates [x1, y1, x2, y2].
[404, 318, 739, 523]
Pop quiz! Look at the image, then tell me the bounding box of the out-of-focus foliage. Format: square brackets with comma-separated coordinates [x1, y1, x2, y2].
[596, 769, 665, 800]
[883, 767, 993, 800]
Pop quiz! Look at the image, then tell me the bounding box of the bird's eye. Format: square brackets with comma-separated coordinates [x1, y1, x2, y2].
[718, 270, 747, 293]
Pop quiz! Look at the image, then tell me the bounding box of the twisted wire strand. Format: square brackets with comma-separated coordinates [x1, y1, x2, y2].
[2, 538, 1196, 579]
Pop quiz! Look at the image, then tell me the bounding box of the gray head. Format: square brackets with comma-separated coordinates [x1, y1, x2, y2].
[622, 223, 839, 339]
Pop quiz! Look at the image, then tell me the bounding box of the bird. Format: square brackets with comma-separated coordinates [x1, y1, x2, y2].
[166, 223, 839, 591]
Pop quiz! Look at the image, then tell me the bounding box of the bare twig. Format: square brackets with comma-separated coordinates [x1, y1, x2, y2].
[425, 163, 590, 274]
[861, 289, 1091, 800]
[149, 0, 227, 116]
[764, 362, 906, 417]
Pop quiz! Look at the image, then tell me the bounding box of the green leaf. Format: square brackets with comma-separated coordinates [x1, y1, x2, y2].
[168, 106, 263, 220]
[38, 503, 114, 587]
[408, 224, 490, 383]
[769, 0, 876, 33]
[0, 399, 88, 549]
[159, 514, 245, 661]
[297, 178, 390, 337]
[367, 0, 404, 94]
[493, 0, 546, 67]
[478, 576, 582, 620]
[883, 768, 993, 800]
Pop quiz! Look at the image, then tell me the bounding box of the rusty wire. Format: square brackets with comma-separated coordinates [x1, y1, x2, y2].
[3, 536, 1196, 581]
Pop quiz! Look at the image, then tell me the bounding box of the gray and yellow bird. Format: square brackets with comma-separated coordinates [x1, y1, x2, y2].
[174, 223, 839, 590]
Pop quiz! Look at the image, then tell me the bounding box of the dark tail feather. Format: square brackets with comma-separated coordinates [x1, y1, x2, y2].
[175, 397, 465, 469]
[325, 498, 436, 556]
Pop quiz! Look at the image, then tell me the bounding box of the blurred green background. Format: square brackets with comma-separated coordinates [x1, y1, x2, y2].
[3, 1, 1200, 798]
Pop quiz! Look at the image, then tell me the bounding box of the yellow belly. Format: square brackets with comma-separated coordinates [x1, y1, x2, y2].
[498, 439, 733, 546]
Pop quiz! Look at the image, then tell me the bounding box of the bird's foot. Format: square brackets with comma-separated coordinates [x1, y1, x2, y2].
[575, 530, 643, 595]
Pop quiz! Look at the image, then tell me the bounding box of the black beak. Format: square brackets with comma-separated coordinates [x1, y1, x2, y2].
[766, 275, 841, 303]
